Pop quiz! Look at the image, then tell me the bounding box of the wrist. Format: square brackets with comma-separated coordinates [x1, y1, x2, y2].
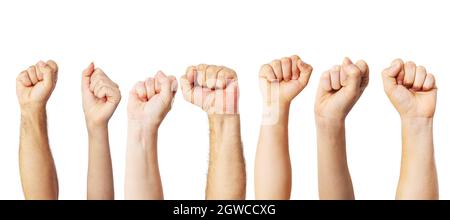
[20, 103, 46, 116]
[401, 117, 433, 131]
[315, 115, 345, 129]
[128, 120, 159, 135]
[261, 100, 290, 125]
[86, 122, 108, 134]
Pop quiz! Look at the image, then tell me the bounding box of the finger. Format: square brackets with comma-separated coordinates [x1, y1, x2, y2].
[270, 60, 282, 81]
[290, 55, 301, 80]
[355, 60, 369, 89]
[422, 73, 436, 91]
[135, 81, 147, 101]
[196, 64, 208, 87]
[27, 66, 39, 85]
[156, 71, 172, 99]
[82, 62, 95, 90]
[17, 71, 32, 87]
[259, 64, 277, 82]
[218, 67, 237, 89]
[154, 71, 167, 93]
[46, 60, 59, 74]
[186, 66, 196, 84]
[382, 60, 403, 92]
[403, 61, 416, 88]
[341, 57, 353, 84]
[99, 86, 121, 103]
[297, 60, 313, 87]
[89, 70, 106, 92]
[330, 65, 341, 90]
[412, 66, 427, 91]
[180, 74, 194, 102]
[343, 64, 362, 90]
[168, 75, 178, 95]
[38, 61, 56, 88]
[319, 71, 332, 92]
[281, 57, 292, 81]
[94, 84, 107, 99]
[145, 77, 156, 99]
[205, 65, 219, 89]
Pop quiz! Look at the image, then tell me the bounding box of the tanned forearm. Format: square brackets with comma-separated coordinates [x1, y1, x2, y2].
[396, 117, 438, 199]
[19, 108, 58, 200]
[206, 114, 245, 200]
[125, 122, 163, 200]
[255, 103, 291, 199]
[87, 124, 114, 200]
[316, 117, 354, 199]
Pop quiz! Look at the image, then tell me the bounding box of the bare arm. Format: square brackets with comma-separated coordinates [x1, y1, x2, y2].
[254, 56, 312, 199]
[82, 63, 121, 200]
[125, 71, 177, 200]
[396, 118, 438, 199]
[17, 60, 59, 200]
[125, 123, 162, 199]
[86, 125, 114, 200]
[381, 59, 438, 199]
[19, 108, 58, 199]
[206, 114, 245, 200]
[315, 58, 369, 199]
[316, 118, 353, 199]
[255, 105, 291, 199]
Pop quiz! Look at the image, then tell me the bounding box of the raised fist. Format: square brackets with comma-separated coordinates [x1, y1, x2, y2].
[382, 59, 436, 118]
[315, 58, 369, 121]
[82, 63, 121, 126]
[128, 71, 178, 127]
[259, 55, 313, 106]
[180, 64, 239, 114]
[16, 60, 58, 110]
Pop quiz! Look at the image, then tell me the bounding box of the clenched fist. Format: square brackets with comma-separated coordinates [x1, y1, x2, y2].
[315, 58, 369, 121]
[180, 65, 239, 114]
[16, 60, 58, 110]
[82, 63, 121, 127]
[259, 55, 313, 107]
[128, 71, 178, 127]
[382, 59, 436, 118]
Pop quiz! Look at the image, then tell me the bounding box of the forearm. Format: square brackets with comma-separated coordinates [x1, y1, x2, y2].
[19, 108, 58, 200]
[396, 117, 438, 199]
[316, 117, 354, 199]
[255, 104, 291, 199]
[87, 124, 114, 200]
[206, 114, 245, 200]
[125, 122, 163, 200]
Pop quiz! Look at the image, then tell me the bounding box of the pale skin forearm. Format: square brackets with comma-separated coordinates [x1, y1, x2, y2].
[396, 117, 438, 199]
[87, 124, 114, 200]
[316, 117, 354, 200]
[19, 107, 58, 200]
[206, 114, 246, 200]
[255, 103, 291, 199]
[125, 122, 163, 200]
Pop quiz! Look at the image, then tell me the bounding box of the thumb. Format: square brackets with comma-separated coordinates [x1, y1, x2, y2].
[82, 62, 95, 90]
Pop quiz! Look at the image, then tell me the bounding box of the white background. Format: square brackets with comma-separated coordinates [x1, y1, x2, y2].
[0, 0, 449, 200]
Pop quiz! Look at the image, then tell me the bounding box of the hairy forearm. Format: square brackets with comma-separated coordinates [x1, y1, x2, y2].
[206, 114, 246, 200]
[255, 104, 291, 199]
[87, 124, 114, 200]
[396, 117, 438, 199]
[19, 108, 58, 200]
[316, 117, 354, 199]
[125, 122, 163, 200]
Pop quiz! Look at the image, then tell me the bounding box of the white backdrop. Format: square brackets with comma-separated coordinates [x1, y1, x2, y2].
[0, 0, 449, 200]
